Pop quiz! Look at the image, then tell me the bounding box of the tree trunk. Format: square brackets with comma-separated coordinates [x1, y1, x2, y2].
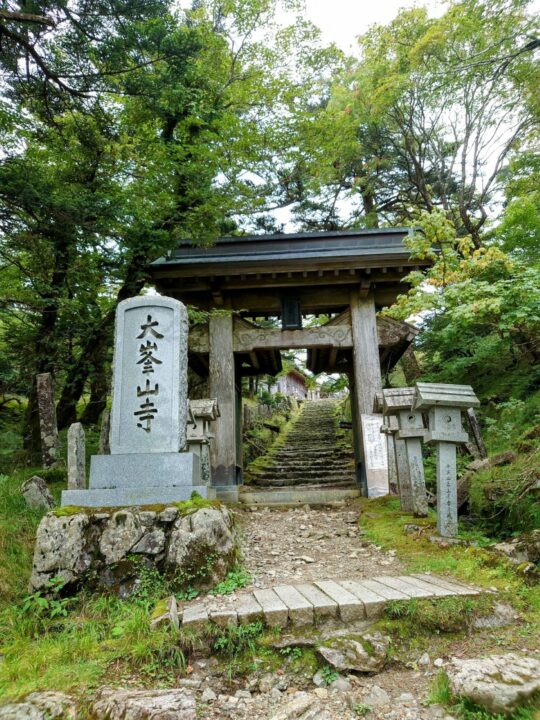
[22, 228, 72, 459]
[400, 345, 422, 385]
[79, 354, 109, 426]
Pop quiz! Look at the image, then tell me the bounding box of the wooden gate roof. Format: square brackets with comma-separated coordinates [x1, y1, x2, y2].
[148, 227, 429, 314]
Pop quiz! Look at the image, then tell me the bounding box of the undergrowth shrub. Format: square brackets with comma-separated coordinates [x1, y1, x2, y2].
[467, 449, 540, 537]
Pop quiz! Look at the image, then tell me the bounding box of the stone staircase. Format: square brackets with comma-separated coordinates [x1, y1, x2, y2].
[245, 399, 356, 489]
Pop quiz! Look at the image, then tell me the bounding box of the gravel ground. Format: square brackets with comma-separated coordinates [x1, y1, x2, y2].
[236, 503, 406, 589]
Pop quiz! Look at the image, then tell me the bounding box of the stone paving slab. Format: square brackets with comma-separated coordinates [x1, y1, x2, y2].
[178, 574, 482, 630]
[236, 594, 264, 625]
[314, 580, 366, 622]
[273, 585, 314, 626]
[339, 579, 387, 618]
[253, 588, 288, 627]
[295, 583, 338, 620]
[412, 573, 480, 595]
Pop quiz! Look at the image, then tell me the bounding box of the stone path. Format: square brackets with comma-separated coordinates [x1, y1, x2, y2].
[179, 574, 479, 630]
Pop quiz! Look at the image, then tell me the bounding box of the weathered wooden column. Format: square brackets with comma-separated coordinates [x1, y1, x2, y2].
[209, 314, 237, 486]
[350, 289, 388, 496]
[348, 371, 367, 495]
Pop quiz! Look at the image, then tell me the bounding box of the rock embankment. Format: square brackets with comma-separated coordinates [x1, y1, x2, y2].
[30, 503, 237, 596]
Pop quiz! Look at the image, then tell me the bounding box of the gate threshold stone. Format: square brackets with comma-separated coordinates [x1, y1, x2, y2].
[177, 574, 481, 630]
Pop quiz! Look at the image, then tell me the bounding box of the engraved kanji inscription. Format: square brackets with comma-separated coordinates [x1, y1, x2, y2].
[137, 314, 164, 339]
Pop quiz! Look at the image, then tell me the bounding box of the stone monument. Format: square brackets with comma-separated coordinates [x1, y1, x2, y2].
[36, 372, 60, 467]
[382, 388, 428, 517]
[67, 422, 86, 490]
[62, 295, 210, 507]
[413, 382, 480, 537]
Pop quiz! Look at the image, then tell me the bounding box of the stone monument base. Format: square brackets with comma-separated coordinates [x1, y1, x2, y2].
[61, 452, 213, 507]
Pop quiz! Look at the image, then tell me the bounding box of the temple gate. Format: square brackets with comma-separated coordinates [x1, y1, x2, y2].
[147, 228, 428, 499]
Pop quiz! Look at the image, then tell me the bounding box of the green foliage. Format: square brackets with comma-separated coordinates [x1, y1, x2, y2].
[353, 703, 372, 717]
[385, 596, 493, 634]
[428, 670, 452, 706]
[467, 449, 540, 537]
[320, 664, 340, 685]
[20, 577, 73, 631]
[279, 646, 303, 661]
[209, 567, 251, 595]
[212, 620, 265, 659]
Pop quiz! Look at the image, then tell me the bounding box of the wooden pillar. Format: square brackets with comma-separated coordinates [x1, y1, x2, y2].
[350, 289, 382, 413]
[209, 314, 236, 485]
[350, 289, 388, 496]
[348, 371, 367, 495]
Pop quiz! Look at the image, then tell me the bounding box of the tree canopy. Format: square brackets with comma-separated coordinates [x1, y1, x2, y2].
[0, 0, 538, 458]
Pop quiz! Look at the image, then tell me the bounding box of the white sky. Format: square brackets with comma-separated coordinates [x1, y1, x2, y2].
[300, 0, 447, 52]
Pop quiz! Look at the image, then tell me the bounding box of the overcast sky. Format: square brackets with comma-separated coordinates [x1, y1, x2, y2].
[300, 0, 446, 52]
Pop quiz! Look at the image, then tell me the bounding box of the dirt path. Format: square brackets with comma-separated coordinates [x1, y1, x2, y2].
[236, 503, 407, 590]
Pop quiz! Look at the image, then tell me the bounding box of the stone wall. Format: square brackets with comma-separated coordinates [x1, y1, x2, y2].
[30, 503, 237, 597]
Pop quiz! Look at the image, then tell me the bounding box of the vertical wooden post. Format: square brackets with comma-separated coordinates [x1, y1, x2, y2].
[347, 371, 367, 495]
[350, 289, 382, 413]
[350, 289, 387, 496]
[209, 314, 237, 485]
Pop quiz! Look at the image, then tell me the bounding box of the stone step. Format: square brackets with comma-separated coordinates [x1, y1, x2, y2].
[249, 468, 355, 479]
[238, 482, 359, 506]
[247, 475, 356, 488]
[178, 573, 481, 630]
[269, 459, 353, 466]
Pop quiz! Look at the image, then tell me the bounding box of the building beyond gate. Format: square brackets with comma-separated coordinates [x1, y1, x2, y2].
[147, 228, 428, 498]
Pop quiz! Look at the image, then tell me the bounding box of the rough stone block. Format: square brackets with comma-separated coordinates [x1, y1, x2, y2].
[236, 594, 264, 625]
[21, 476, 55, 510]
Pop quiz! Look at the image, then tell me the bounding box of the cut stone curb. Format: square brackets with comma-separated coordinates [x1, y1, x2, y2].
[177, 574, 482, 631]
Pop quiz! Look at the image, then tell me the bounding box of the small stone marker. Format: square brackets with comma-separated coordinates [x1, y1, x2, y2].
[21, 475, 55, 510]
[61, 295, 209, 507]
[36, 372, 59, 467]
[67, 422, 86, 490]
[413, 383, 480, 537]
[98, 407, 111, 454]
[382, 388, 428, 517]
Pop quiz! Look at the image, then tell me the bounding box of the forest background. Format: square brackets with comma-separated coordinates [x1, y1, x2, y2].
[0, 0, 538, 466]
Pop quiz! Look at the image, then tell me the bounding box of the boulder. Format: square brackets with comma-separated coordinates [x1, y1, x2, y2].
[99, 511, 144, 563]
[493, 530, 540, 565]
[29, 503, 238, 595]
[30, 513, 90, 589]
[0, 692, 77, 720]
[21, 477, 55, 511]
[91, 687, 196, 720]
[447, 653, 540, 715]
[167, 507, 236, 586]
[317, 632, 389, 674]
